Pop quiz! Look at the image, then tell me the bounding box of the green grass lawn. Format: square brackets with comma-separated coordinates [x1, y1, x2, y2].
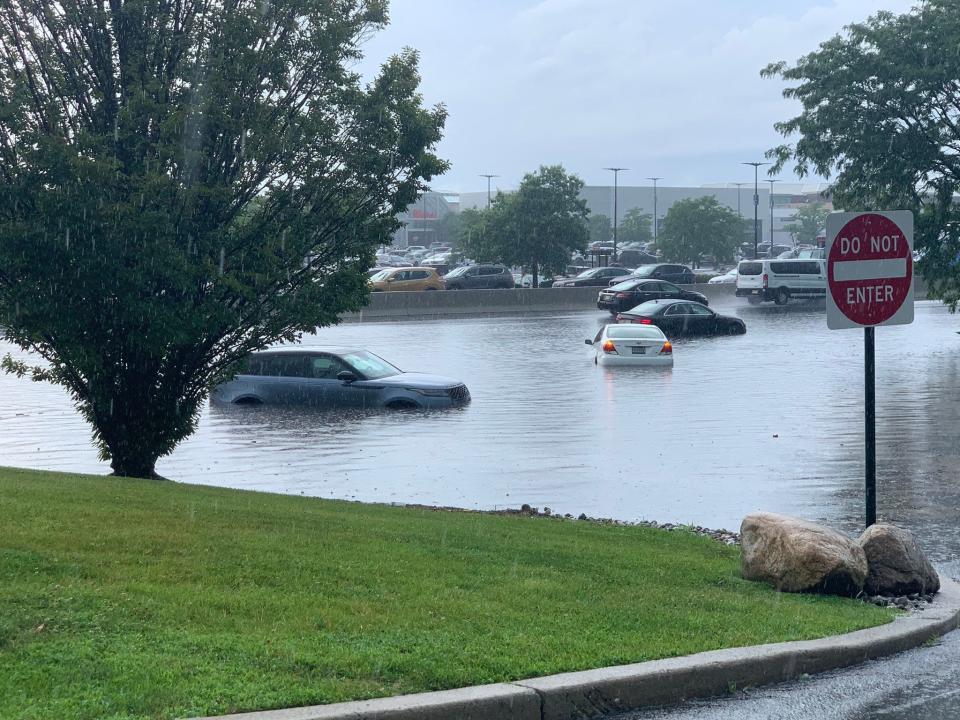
[0, 467, 892, 720]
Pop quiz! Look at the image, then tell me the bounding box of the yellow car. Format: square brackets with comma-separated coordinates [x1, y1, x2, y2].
[369, 267, 445, 292]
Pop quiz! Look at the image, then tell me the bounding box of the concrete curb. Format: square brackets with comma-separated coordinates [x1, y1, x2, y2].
[190, 578, 960, 720]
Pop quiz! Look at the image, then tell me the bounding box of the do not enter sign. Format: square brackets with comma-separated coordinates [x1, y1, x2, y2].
[826, 211, 914, 329]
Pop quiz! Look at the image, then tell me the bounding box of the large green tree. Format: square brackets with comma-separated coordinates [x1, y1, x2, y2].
[763, 1, 960, 305]
[784, 203, 830, 245]
[461, 166, 589, 287]
[0, 0, 446, 478]
[617, 208, 653, 246]
[658, 197, 742, 266]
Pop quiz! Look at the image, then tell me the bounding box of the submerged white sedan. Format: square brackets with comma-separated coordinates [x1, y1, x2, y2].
[585, 324, 674, 366]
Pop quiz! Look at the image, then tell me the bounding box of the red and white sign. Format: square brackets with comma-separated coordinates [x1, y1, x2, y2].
[826, 211, 914, 330]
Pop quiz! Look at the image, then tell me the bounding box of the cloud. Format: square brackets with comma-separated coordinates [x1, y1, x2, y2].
[359, 0, 916, 191]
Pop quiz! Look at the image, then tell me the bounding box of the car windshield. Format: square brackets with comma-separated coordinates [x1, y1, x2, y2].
[340, 350, 401, 379]
[605, 325, 665, 339]
[445, 266, 470, 277]
[631, 265, 658, 277]
[369, 269, 391, 281]
[624, 300, 664, 315]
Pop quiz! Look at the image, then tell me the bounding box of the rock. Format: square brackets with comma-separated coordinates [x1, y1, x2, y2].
[740, 512, 868, 596]
[857, 524, 940, 596]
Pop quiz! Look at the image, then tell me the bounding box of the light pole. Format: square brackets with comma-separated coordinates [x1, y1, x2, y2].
[604, 167, 628, 262]
[767, 179, 780, 252]
[479, 174, 499, 209]
[742, 162, 768, 258]
[732, 182, 747, 250]
[647, 177, 662, 250]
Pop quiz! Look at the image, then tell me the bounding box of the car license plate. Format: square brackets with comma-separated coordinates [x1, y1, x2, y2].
[631, 346, 646, 355]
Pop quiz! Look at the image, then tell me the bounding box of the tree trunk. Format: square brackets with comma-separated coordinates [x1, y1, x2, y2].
[532, 261, 539, 289]
[109, 452, 162, 479]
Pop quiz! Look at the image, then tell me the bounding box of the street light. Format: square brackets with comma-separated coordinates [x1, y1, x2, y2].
[647, 177, 662, 250]
[742, 162, 769, 258]
[732, 182, 747, 219]
[732, 182, 747, 249]
[604, 167, 628, 262]
[767, 179, 780, 251]
[478, 174, 499, 209]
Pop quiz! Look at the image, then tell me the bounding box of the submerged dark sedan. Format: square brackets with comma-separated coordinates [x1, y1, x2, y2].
[616, 299, 746, 337]
[597, 279, 708, 314]
[211, 348, 470, 409]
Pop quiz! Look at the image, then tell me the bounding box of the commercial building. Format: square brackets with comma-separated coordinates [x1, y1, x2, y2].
[393, 182, 832, 250]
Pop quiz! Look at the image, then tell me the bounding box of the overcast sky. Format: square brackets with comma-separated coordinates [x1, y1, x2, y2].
[358, 0, 916, 194]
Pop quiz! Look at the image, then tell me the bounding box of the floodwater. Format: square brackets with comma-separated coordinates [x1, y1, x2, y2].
[2, 298, 960, 571]
[3, 297, 960, 719]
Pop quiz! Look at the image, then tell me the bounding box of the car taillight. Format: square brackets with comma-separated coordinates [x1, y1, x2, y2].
[660, 340, 672, 354]
[762, 273, 769, 288]
[601, 340, 617, 353]
[615, 292, 632, 299]
[638, 318, 652, 325]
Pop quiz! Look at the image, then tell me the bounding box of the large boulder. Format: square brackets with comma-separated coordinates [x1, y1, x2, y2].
[858, 524, 940, 596]
[740, 512, 868, 596]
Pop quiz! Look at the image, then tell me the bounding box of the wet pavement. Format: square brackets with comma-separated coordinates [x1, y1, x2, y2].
[3, 297, 960, 717]
[618, 629, 960, 720]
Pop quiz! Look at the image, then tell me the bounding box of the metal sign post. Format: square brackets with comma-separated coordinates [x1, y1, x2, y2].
[864, 326, 876, 527]
[826, 211, 914, 529]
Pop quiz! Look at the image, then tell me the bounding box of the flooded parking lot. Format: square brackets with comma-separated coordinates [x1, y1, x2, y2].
[2, 298, 959, 570]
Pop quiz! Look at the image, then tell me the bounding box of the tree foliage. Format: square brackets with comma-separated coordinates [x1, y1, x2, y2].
[617, 208, 653, 246]
[763, 1, 960, 305]
[587, 214, 611, 245]
[0, 0, 446, 477]
[784, 203, 830, 245]
[458, 166, 589, 287]
[658, 197, 742, 265]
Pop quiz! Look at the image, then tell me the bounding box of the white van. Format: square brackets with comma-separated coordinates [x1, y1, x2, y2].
[735, 258, 826, 305]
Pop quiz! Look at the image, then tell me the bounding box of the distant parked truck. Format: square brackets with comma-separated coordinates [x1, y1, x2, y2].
[735, 258, 826, 305]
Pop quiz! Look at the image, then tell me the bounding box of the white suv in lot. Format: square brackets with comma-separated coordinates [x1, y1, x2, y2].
[735, 258, 827, 305]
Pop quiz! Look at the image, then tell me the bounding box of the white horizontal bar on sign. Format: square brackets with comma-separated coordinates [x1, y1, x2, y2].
[832, 258, 907, 282]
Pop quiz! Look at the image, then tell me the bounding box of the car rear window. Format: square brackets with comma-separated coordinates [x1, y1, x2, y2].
[608, 280, 639, 291]
[624, 300, 664, 315]
[738, 262, 762, 275]
[606, 325, 665, 339]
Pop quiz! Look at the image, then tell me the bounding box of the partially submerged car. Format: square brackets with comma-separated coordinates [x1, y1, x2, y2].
[212, 348, 470, 409]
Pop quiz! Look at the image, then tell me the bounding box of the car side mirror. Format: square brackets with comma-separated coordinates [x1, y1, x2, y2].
[386, 277, 394, 282]
[337, 371, 357, 383]
[585, 339, 593, 345]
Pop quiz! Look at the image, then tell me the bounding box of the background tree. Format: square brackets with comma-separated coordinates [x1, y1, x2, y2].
[0, 0, 446, 478]
[456, 207, 495, 261]
[481, 166, 589, 287]
[784, 203, 830, 245]
[587, 214, 611, 245]
[617, 208, 654, 246]
[658, 197, 742, 266]
[433, 211, 461, 249]
[763, 1, 960, 306]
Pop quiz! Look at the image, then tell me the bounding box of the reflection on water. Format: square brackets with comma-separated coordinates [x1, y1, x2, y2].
[2, 299, 959, 566]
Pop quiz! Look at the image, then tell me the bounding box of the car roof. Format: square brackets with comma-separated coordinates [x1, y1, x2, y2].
[251, 346, 363, 356]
